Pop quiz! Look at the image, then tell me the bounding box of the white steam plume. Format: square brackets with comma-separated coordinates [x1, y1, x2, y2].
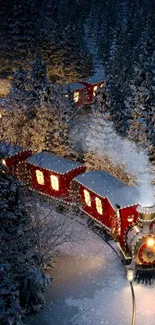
[86, 117, 155, 206]
[71, 116, 155, 207]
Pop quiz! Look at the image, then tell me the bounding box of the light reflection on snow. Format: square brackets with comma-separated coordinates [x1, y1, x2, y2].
[66, 282, 155, 325]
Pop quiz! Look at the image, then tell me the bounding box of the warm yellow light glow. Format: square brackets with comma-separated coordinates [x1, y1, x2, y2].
[2, 159, 6, 166]
[93, 86, 98, 96]
[84, 189, 91, 207]
[73, 91, 79, 102]
[100, 83, 104, 88]
[127, 269, 134, 282]
[127, 215, 134, 222]
[36, 169, 44, 185]
[0, 112, 2, 118]
[147, 237, 155, 248]
[95, 197, 103, 214]
[50, 175, 59, 191]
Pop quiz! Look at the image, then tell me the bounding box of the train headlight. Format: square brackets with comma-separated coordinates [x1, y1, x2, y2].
[127, 269, 134, 282]
[146, 237, 155, 248]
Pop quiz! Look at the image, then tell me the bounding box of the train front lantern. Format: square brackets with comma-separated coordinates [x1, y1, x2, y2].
[126, 205, 155, 280]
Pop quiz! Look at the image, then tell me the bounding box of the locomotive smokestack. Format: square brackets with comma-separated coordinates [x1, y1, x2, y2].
[137, 205, 155, 221]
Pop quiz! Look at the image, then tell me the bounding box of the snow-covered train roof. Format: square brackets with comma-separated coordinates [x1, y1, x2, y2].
[27, 152, 82, 174]
[62, 82, 85, 92]
[0, 141, 23, 157]
[75, 171, 140, 208]
[80, 74, 104, 85]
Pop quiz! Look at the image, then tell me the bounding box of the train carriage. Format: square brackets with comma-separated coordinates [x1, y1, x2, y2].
[62, 77, 104, 106]
[62, 82, 88, 106]
[73, 170, 140, 239]
[72, 171, 115, 230]
[80, 76, 104, 104]
[17, 151, 86, 201]
[0, 141, 32, 176]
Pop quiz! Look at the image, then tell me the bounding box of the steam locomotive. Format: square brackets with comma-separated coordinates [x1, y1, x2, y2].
[1, 142, 155, 283]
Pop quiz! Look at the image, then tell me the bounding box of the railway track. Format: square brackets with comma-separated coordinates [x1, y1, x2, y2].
[103, 237, 136, 325]
[87, 217, 136, 325]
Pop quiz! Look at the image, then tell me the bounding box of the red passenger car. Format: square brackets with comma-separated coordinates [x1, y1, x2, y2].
[0, 141, 32, 176]
[18, 151, 86, 201]
[63, 78, 104, 106]
[80, 76, 104, 104]
[62, 82, 88, 106]
[73, 170, 140, 243]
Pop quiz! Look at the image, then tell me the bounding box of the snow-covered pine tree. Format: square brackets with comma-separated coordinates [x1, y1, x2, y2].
[3, 68, 28, 108]
[30, 105, 51, 152]
[0, 162, 49, 319]
[0, 0, 42, 74]
[84, 84, 134, 184]
[27, 58, 49, 106]
[0, 263, 23, 325]
[46, 83, 78, 158]
[128, 35, 155, 161]
[0, 107, 36, 149]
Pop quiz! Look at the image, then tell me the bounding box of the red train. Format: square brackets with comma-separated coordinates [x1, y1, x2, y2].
[0, 76, 104, 117]
[62, 77, 104, 106]
[1, 142, 155, 283]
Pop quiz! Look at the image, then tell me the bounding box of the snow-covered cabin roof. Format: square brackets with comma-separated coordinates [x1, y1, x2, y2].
[0, 142, 23, 157]
[27, 152, 82, 174]
[75, 171, 140, 208]
[62, 82, 85, 92]
[80, 75, 104, 85]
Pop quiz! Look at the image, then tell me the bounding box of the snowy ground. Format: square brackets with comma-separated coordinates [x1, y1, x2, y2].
[26, 215, 155, 325]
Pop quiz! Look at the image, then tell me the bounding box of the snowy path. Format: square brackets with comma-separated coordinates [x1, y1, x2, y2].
[26, 217, 155, 325]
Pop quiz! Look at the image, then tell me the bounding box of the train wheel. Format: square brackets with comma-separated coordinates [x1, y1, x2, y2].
[87, 218, 94, 228]
[100, 228, 106, 239]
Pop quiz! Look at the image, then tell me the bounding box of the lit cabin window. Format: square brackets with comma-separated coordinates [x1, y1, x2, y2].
[84, 189, 91, 207]
[127, 215, 134, 222]
[50, 175, 59, 191]
[93, 86, 98, 96]
[100, 83, 104, 88]
[36, 170, 44, 185]
[95, 197, 103, 214]
[73, 91, 79, 102]
[2, 159, 6, 166]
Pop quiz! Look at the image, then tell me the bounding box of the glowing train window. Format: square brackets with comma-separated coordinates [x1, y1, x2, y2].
[93, 86, 98, 96]
[2, 159, 6, 166]
[73, 92, 79, 103]
[84, 189, 91, 207]
[50, 175, 59, 191]
[127, 215, 134, 222]
[95, 197, 103, 214]
[36, 170, 44, 185]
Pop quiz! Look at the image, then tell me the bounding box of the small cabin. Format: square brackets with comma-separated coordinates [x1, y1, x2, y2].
[18, 151, 86, 201]
[63, 82, 88, 106]
[0, 141, 32, 176]
[73, 171, 140, 236]
[80, 76, 104, 104]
